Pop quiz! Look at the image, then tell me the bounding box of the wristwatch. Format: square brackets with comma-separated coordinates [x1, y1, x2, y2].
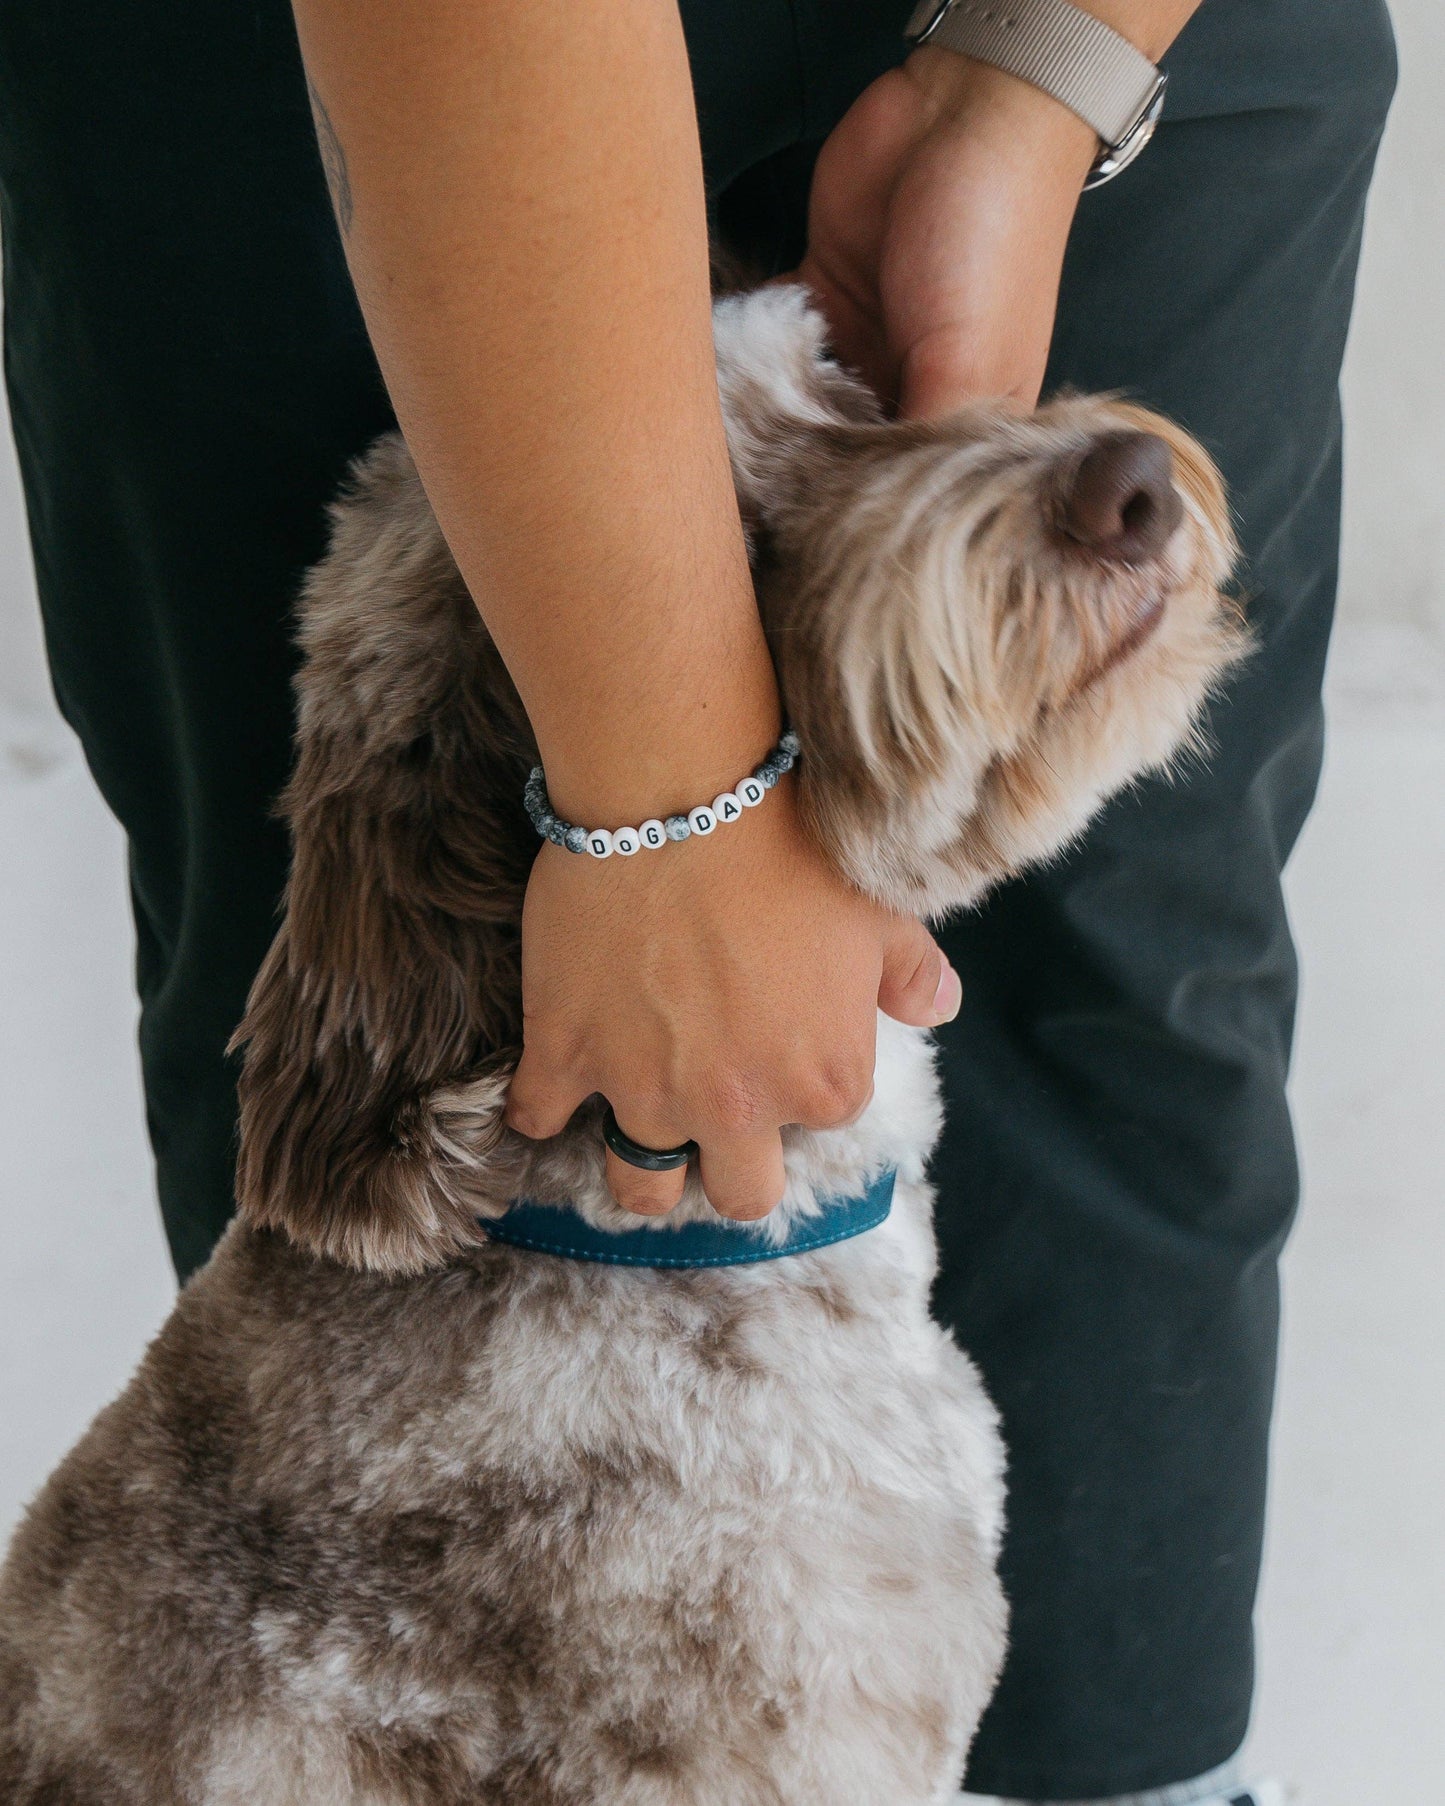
[905, 0, 1168, 189]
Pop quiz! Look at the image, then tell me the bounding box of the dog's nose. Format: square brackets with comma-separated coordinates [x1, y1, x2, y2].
[1059, 431, 1184, 564]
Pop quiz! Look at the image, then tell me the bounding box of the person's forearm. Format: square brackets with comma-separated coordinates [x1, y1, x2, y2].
[290, 0, 776, 822]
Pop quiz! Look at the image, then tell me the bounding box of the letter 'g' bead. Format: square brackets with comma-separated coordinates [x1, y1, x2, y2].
[736, 776, 766, 808]
[639, 819, 666, 850]
[687, 805, 718, 837]
[586, 829, 614, 859]
[712, 792, 743, 826]
[612, 826, 641, 856]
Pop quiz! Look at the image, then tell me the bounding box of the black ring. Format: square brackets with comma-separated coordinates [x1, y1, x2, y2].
[602, 1104, 697, 1173]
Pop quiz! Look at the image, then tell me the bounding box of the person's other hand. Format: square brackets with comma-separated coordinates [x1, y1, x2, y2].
[798, 46, 1098, 417]
[506, 777, 961, 1219]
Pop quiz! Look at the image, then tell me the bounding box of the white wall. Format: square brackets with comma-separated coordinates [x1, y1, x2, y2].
[1338, 0, 1445, 631]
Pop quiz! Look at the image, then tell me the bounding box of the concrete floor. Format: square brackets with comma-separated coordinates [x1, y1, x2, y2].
[1, 622, 1441, 1803]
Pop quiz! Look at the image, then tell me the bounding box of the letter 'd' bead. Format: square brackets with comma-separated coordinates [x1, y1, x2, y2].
[612, 826, 641, 856]
[712, 792, 743, 825]
[586, 829, 614, 859]
[687, 806, 717, 837]
[736, 776, 766, 808]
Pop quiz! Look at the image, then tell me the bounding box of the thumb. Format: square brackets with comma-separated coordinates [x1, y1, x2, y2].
[877, 918, 962, 1028]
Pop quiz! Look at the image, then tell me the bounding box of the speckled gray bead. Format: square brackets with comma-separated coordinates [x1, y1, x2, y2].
[664, 815, 691, 842]
[563, 824, 588, 855]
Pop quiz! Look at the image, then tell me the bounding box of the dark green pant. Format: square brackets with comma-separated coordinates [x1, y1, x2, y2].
[0, 1, 1395, 1795]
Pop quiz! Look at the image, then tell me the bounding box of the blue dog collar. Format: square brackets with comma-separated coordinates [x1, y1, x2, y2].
[483, 1168, 896, 1269]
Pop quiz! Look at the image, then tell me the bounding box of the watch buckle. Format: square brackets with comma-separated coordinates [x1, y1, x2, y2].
[1085, 74, 1168, 191]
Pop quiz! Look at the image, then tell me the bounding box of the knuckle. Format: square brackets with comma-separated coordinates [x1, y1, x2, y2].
[700, 1069, 769, 1138]
[505, 1091, 558, 1142]
[607, 1076, 679, 1138]
[507, 1107, 545, 1141]
[611, 1106, 688, 1154]
[901, 942, 940, 1000]
[797, 1058, 875, 1127]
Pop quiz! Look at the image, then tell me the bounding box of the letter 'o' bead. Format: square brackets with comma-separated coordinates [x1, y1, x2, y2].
[586, 829, 614, 859]
[712, 792, 743, 826]
[687, 805, 718, 837]
[736, 776, 766, 808]
[638, 819, 666, 849]
[612, 825, 641, 856]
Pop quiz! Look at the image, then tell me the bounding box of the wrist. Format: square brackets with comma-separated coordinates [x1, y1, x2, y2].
[904, 43, 1098, 181]
[533, 629, 783, 828]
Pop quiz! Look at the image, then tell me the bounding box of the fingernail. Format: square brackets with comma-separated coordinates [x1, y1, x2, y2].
[931, 961, 962, 1024]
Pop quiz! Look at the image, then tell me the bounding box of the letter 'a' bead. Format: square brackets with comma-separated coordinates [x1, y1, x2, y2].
[586, 829, 614, 859]
[736, 776, 766, 808]
[687, 805, 717, 837]
[612, 826, 641, 856]
[712, 792, 743, 826]
[639, 819, 666, 850]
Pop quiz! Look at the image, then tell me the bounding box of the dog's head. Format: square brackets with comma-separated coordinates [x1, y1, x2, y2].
[716, 286, 1247, 918]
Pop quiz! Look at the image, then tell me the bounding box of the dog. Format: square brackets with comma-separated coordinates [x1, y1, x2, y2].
[0, 285, 1243, 1805]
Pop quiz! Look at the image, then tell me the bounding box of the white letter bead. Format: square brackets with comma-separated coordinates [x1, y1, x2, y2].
[611, 825, 641, 856]
[687, 805, 718, 837]
[736, 776, 766, 808]
[638, 819, 666, 850]
[712, 792, 743, 825]
[586, 829, 614, 859]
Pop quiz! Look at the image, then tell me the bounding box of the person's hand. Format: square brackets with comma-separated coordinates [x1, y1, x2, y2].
[505, 775, 962, 1219]
[798, 46, 1099, 417]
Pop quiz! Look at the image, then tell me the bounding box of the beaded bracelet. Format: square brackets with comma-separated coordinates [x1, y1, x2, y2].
[524, 730, 801, 859]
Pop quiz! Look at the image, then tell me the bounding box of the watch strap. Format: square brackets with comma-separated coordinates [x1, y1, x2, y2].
[906, 0, 1162, 150]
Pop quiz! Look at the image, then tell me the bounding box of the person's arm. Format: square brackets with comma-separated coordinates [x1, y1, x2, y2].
[288, 0, 958, 1222]
[801, 0, 1204, 415]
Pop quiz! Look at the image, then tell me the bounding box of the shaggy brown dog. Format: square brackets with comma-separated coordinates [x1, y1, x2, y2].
[0, 286, 1244, 1805]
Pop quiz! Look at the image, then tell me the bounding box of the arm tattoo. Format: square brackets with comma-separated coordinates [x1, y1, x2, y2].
[305, 73, 354, 236]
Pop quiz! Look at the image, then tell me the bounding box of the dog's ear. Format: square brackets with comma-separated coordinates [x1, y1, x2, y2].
[713, 284, 883, 538]
[230, 437, 536, 1275]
